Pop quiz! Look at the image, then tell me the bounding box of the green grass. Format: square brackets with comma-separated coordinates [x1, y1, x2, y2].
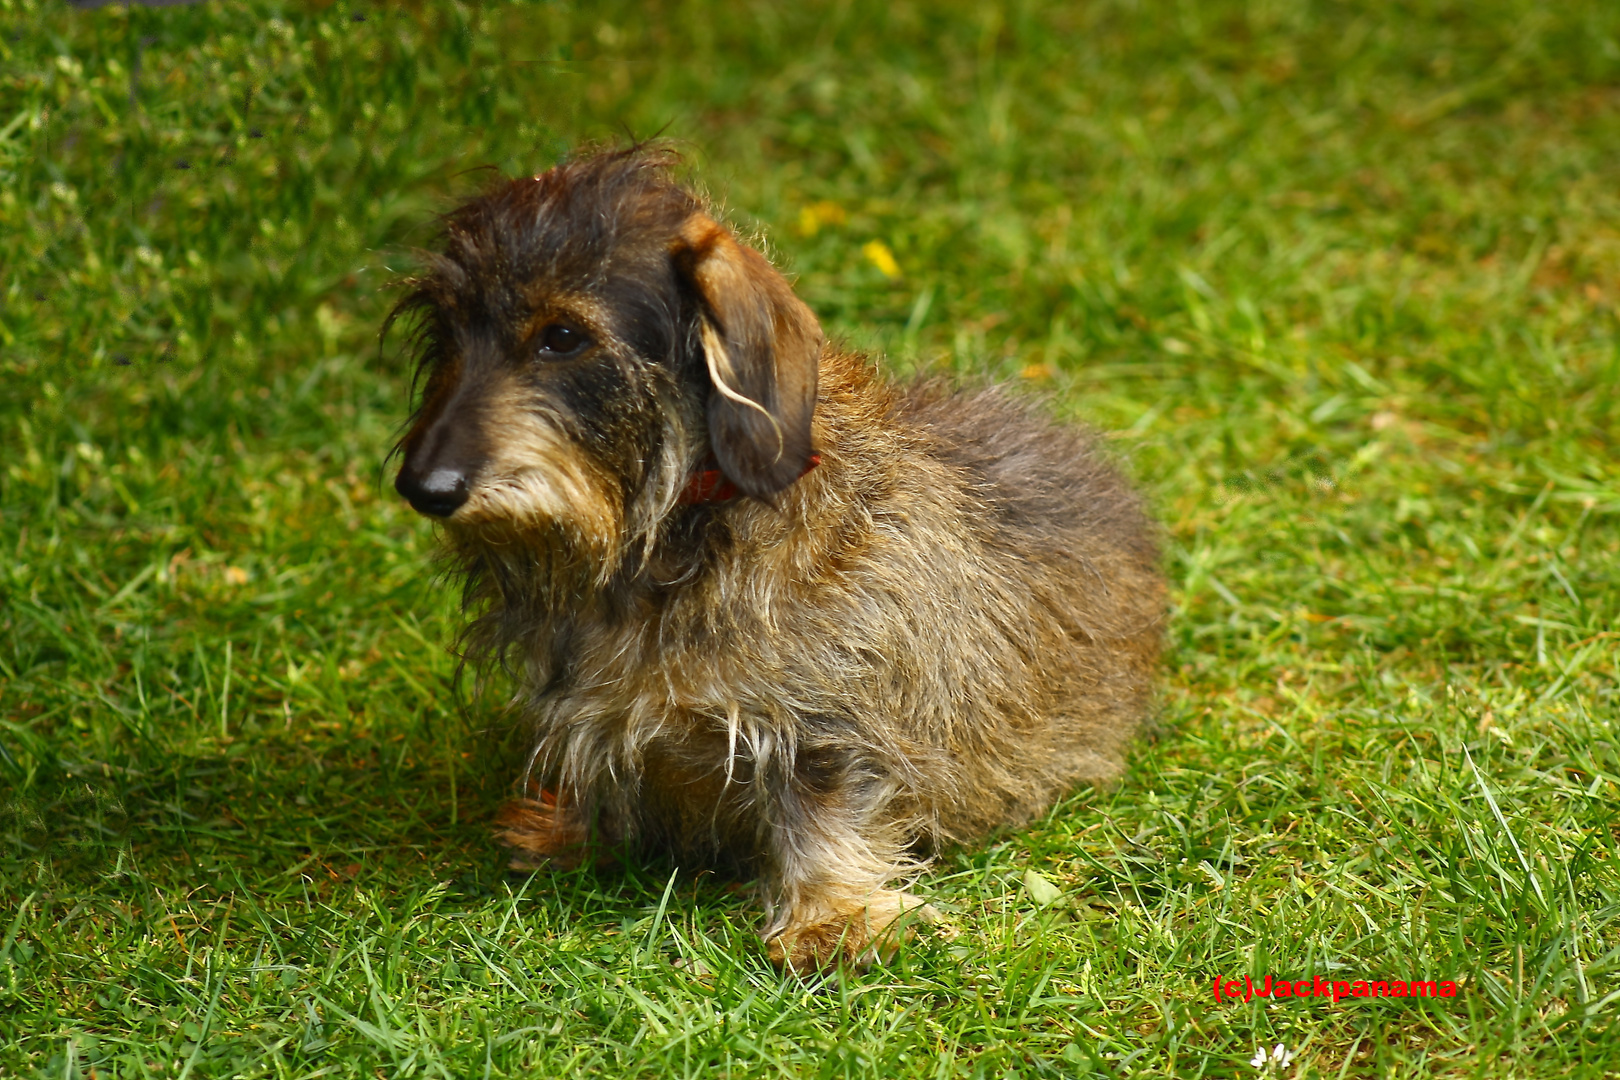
[4, 0, 1619, 1075]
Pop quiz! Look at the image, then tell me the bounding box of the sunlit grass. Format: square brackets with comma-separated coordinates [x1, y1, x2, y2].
[3, 0, 1618, 1076]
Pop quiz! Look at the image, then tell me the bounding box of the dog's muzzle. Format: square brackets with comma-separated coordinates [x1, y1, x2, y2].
[395, 465, 470, 518]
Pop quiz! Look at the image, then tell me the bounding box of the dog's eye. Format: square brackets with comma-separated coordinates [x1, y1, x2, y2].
[538, 323, 589, 356]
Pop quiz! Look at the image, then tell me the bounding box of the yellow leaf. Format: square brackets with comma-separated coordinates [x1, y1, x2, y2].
[797, 200, 847, 237]
[1023, 869, 1063, 907]
[862, 240, 901, 279]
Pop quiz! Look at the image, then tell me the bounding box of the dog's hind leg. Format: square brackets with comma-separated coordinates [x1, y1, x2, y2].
[759, 784, 938, 971]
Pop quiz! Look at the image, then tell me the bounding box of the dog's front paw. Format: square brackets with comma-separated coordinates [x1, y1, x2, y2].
[766, 890, 939, 971]
[493, 791, 592, 870]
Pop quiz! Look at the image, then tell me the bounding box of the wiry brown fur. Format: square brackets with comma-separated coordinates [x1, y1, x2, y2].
[389, 148, 1165, 969]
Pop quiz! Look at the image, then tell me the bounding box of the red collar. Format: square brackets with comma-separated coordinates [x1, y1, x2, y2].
[679, 452, 821, 505]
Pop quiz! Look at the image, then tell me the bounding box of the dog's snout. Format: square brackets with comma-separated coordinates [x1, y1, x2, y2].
[396, 464, 470, 518]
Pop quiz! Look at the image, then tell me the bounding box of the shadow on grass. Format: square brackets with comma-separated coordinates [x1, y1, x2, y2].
[2, 736, 774, 946]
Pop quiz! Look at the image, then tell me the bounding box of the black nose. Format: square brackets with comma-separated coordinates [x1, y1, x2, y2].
[395, 465, 470, 518]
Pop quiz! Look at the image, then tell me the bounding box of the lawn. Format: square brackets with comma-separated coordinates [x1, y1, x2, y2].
[3, 0, 1619, 1076]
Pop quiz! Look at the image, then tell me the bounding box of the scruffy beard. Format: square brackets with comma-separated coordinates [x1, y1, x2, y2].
[449, 519, 608, 613]
[439, 411, 695, 695]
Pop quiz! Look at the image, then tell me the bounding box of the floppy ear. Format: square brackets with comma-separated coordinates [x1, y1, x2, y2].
[673, 213, 823, 498]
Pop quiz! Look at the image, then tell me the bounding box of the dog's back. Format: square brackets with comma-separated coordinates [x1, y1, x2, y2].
[659, 349, 1164, 849]
[892, 378, 1163, 834]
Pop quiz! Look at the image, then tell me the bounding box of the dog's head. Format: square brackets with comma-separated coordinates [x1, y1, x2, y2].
[388, 149, 823, 563]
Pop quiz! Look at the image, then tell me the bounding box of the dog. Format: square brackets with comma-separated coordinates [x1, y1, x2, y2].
[389, 147, 1165, 970]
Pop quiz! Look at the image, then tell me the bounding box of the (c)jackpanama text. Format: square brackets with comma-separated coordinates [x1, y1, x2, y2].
[1212, 975, 1460, 1004]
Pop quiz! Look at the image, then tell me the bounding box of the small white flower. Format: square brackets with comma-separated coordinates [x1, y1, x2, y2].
[1250, 1044, 1294, 1073]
